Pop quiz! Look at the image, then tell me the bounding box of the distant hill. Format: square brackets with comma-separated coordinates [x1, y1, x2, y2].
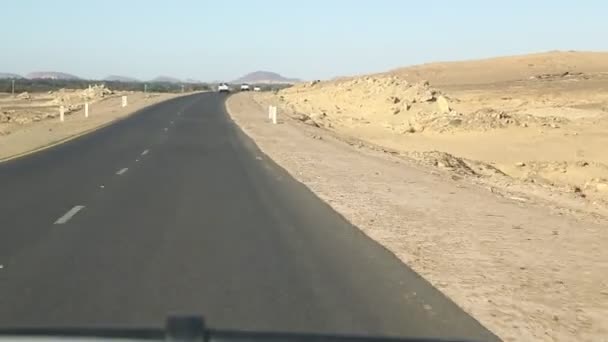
[26, 71, 80, 80]
[150, 76, 181, 83]
[0, 72, 23, 79]
[232, 71, 300, 84]
[104, 75, 140, 82]
[386, 50, 608, 86]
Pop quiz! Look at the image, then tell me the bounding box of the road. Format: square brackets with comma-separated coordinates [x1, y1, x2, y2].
[0, 93, 498, 341]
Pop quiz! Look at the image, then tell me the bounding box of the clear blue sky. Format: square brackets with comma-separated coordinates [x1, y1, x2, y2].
[3, 0, 607, 81]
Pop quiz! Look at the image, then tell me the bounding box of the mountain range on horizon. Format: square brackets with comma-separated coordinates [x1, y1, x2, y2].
[0, 70, 302, 84]
[0, 72, 187, 83]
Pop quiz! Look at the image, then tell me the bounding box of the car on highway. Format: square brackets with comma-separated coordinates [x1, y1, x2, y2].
[218, 83, 230, 93]
[240, 84, 251, 91]
[253, 86, 261, 92]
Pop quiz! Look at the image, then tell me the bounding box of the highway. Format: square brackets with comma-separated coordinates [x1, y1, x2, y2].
[0, 93, 498, 341]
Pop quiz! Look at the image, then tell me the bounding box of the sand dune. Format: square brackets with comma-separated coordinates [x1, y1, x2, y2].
[386, 50, 608, 85]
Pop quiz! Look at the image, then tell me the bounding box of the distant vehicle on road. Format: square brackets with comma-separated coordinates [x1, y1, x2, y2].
[253, 86, 261, 92]
[218, 83, 230, 93]
[240, 84, 251, 91]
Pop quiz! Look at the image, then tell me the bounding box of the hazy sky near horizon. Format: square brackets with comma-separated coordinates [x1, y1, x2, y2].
[3, 0, 607, 81]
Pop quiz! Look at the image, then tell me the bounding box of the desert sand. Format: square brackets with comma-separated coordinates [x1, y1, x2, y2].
[228, 51, 608, 341]
[254, 52, 608, 216]
[387, 50, 608, 85]
[0, 86, 186, 160]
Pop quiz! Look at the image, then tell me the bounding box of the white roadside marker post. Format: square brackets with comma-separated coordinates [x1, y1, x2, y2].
[268, 105, 273, 119]
[85, 102, 89, 118]
[122, 96, 128, 107]
[272, 106, 277, 124]
[60, 106, 65, 122]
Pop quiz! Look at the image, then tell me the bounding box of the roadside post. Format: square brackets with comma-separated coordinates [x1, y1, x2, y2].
[11, 79, 15, 97]
[266, 106, 278, 124]
[122, 96, 128, 107]
[60, 106, 65, 122]
[85, 102, 89, 118]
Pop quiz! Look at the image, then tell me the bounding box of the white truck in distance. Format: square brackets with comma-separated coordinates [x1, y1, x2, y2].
[240, 84, 251, 91]
[218, 83, 230, 93]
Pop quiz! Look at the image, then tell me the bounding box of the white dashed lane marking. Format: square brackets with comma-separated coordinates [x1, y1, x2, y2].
[116, 168, 129, 175]
[54, 205, 85, 224]
[141, 149, 149, 156]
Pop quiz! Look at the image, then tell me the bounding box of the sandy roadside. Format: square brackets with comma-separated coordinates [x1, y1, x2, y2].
[0, 92, 192, 162]
[263, 74, 608, 219]
[226, 93, 608, 342]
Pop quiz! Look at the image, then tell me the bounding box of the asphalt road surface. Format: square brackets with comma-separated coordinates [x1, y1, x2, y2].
[0, 93, 499, 341]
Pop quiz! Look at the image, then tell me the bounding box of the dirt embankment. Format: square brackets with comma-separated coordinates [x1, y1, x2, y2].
[0, 86, 185, 160]
[256, 66, 608, 217]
